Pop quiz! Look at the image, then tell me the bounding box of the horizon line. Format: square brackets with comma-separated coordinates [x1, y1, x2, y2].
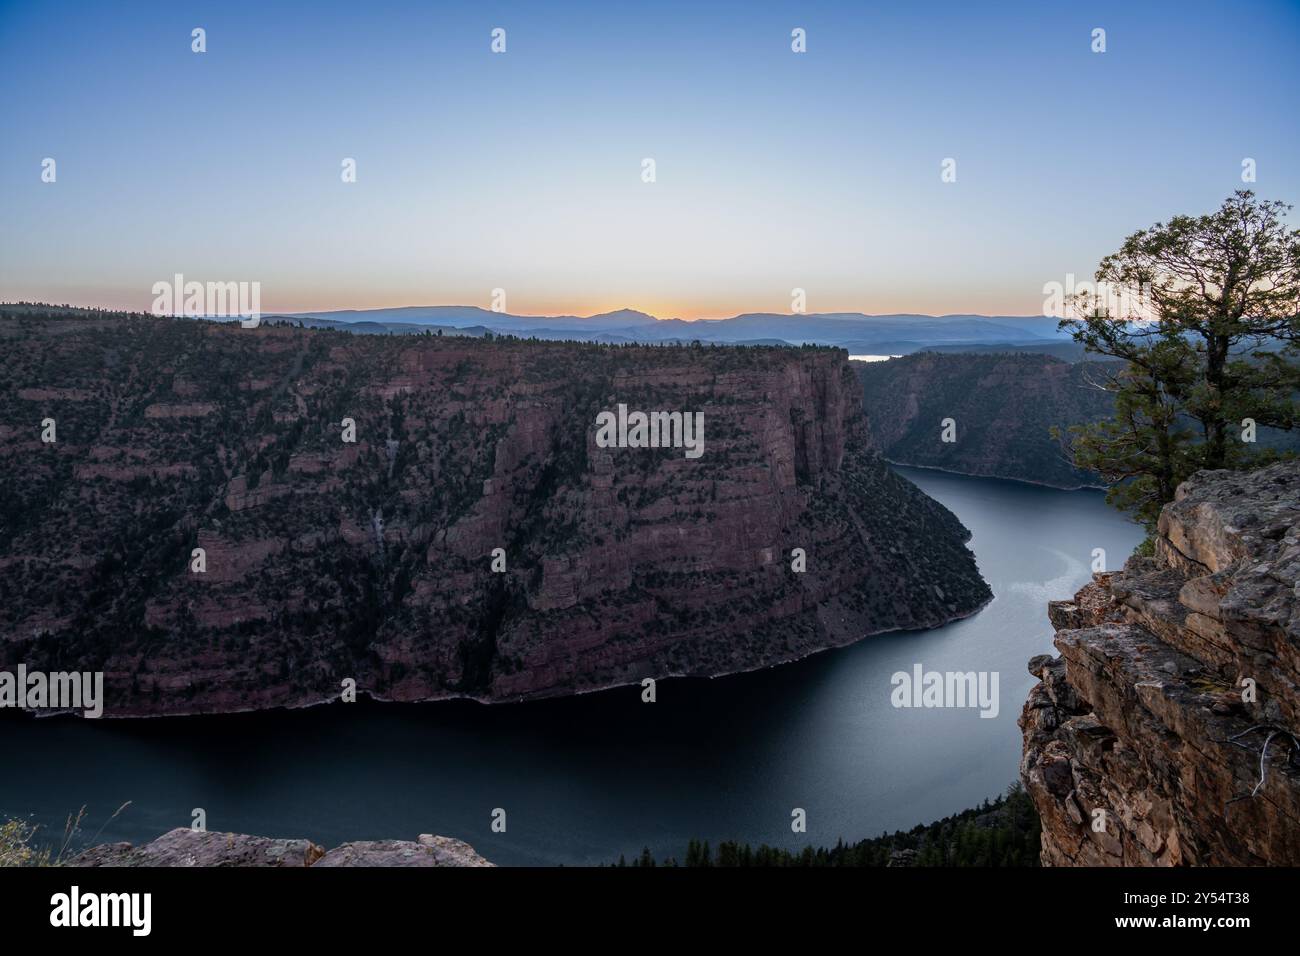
[2, 299, 1061, 324]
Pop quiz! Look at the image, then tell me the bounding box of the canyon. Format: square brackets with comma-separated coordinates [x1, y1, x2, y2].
[857, 351, 1300, 491]
[0, 307, 990, 717]
[856, 352, 1117, 489]
[1021, 461, 1300, 865]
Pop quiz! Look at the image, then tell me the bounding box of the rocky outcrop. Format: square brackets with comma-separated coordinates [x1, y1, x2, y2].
[1020, 462, 1300, 865]
[0, 309, 990, 716]
[69, 828, 492, 867]
[313, 834, 492, 867]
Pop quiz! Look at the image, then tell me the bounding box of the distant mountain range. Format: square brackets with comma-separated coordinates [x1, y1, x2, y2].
[269, 306, 1073, 353]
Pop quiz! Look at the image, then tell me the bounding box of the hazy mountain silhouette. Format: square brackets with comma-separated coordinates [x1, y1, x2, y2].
[279, 307, 1069, 351]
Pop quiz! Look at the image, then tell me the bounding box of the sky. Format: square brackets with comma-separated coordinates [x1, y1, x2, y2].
[1, 0, 1298, 320]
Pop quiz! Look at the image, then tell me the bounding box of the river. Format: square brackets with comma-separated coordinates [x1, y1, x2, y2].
[0, 466, 1143, 865]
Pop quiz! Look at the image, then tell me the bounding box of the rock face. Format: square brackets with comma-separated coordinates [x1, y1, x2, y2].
[70, 828, 492, 867]
[314, 834, 492, 867]
[856, 353, 1300, 490]
[1020, 462, 1300, 865]
[856, 352, 1117, 489]
[0, 309, 990, 716]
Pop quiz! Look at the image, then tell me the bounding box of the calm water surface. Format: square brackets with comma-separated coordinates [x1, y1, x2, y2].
[0, 466, 1142, 865]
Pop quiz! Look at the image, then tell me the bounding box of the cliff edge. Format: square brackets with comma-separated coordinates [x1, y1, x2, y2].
[1020, 461, 1300, 865]
[1, 311, 990, 716]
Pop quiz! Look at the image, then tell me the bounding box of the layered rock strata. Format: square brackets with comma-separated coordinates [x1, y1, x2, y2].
[1021, 462, 1300, 865]
[1, 310, 990, 715]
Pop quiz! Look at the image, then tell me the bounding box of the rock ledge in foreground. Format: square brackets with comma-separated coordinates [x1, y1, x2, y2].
[69, 828, 493, 867]
[1020, 461, 1300, 866]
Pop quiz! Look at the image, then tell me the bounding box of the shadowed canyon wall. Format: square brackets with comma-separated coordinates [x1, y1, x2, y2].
[1, 310, 990, 716]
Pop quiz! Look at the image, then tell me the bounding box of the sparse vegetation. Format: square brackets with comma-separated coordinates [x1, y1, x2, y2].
[613, 783, 1040, 867]
[0, 802, 130, 867]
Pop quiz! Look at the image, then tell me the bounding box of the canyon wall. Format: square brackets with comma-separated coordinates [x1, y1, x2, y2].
[856, 352, 1116, 489]
[857, 352, 1300, 490]
[1021, 461, 1300, 865]
[1, 310, 990, 716]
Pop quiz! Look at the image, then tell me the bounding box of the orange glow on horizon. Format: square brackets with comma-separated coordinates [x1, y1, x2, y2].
[18, 286, 1049, 322]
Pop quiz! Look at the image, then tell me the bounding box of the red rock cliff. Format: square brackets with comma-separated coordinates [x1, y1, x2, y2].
[1, 312, 990, 715]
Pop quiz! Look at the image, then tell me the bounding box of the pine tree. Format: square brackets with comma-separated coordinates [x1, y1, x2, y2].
[1060, 191, 1300, 529]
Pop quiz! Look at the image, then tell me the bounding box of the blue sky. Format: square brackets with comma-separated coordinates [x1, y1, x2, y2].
[2, 0, 1297, 318]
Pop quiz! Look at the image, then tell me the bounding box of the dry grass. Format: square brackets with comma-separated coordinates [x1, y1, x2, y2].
[0, 802, 131, 867]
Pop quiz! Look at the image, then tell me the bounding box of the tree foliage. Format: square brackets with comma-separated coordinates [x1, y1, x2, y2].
[613, 783, 1040, 867]
[1060, 191, 1300, 528]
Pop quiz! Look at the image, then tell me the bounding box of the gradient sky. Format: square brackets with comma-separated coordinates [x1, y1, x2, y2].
[2, 0, 1298, 319]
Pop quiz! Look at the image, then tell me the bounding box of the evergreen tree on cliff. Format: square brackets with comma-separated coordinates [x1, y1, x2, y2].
[1060, 191, 1300, 529]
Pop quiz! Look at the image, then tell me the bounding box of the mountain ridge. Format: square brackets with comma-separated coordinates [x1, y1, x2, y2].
[271, 306, 1069, 352]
